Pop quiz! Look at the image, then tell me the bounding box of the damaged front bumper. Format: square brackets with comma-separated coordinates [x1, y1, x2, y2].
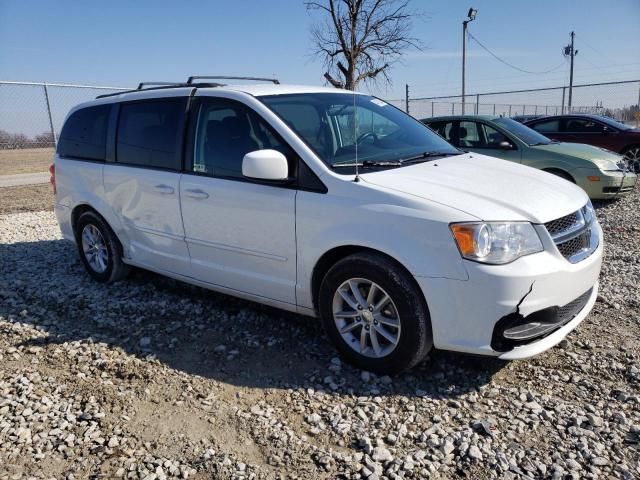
[415, 221, 603, 358]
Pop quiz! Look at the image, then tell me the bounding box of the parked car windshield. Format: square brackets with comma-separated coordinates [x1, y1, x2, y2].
[259, 93, 460, 169]
[494, 117, 553, 146]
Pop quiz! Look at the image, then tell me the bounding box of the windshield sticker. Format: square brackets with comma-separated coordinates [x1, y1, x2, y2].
[370, 98, 388, 107]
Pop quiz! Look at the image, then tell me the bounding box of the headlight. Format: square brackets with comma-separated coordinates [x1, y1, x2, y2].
[595, 159, 622, 171]
[582, 200, 596, 224]
[450, 222, 543, 264]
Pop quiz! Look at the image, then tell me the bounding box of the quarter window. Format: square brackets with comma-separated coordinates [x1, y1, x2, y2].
[192, 98, 295, 179]
[116, 99, 186, 170]
[57, 105, 110, 160]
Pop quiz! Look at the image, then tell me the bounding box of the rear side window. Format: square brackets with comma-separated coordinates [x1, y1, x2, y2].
[57, 105, 110, 160]
[530, 119, 560, 133]
[116, 99, 186, 170]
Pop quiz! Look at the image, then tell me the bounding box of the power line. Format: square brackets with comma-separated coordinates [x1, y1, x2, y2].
[467, 31, 567, 75]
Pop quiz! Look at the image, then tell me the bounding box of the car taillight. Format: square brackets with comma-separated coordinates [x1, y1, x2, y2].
[49, 163, 56, 194]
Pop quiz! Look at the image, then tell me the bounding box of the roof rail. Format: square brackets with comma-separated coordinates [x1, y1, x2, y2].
[187, 75, 280, 85]
[95, 82, 224, 99]
[137, 82, 184, 90]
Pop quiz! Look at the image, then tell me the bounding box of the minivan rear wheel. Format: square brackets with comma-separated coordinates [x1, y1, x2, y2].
[318, 252, 432, 374]
[75, 211, 130, 283]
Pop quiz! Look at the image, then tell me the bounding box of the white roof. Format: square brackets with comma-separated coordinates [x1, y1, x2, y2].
[70, 83, 367, 114]
[215, 83, 359, 97]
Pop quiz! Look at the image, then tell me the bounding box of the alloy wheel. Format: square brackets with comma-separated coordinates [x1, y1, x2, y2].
[332, 278, 401, 358]
[81, 224, 108, 273]
[624, 147, 640, 174]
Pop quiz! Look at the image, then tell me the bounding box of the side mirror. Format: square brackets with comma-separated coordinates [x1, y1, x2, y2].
[242, 149, 289, 181]
[498, 141, 514, 150]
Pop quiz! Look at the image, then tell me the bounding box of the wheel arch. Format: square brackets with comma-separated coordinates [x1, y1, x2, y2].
[310, 245, 427, 312]
[542, 167, 575, 183]
[71, 203, 124, 248]
[620, 143, 640, 155]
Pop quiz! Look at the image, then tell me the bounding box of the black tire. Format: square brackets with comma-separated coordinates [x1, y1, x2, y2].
[545, 168, 575, 183]
[318, 252, 432, 374]
[75, 211, 130, 283]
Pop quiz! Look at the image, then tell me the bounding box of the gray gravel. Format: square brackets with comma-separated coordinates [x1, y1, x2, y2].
[0, 186, 639, 479]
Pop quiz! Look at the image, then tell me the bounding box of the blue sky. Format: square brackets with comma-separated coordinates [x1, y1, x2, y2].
[1, 0, 639, 100]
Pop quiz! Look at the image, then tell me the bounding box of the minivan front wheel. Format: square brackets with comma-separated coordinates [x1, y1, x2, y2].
[75, 211, 130, 283]
[318, 252, 432, 374]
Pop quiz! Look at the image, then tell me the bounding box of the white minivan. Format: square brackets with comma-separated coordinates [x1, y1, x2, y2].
[52, 76, 602, 373]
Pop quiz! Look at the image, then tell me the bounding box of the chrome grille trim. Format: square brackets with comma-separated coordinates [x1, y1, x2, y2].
[544, 205, 599, 263]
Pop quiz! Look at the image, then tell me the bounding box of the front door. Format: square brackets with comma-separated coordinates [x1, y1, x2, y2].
[458, 121, 522, 164]
[179, 96, 297, 304]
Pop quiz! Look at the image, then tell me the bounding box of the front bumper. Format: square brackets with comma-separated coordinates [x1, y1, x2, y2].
[575, 169, 637, 199]
[415, 221, 603, 358]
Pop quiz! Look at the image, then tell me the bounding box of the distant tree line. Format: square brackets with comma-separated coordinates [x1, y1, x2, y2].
[0, 130, 55, 149]
[601, 104, 639, 123]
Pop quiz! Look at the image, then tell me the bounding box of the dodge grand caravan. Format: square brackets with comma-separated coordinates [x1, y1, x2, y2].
[52, 76, 603, 373]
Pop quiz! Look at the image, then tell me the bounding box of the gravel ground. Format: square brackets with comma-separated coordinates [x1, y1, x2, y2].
[0, 185, 53, 215]
[0, 187, 638, 479]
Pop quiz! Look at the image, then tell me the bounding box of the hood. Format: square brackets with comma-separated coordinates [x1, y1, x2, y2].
[361, 153, 588, 223]
[533, 142, 623, 168]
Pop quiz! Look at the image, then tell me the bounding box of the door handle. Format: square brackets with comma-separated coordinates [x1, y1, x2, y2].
[154, 184, 175, 194]
[184, 188, 209, 200]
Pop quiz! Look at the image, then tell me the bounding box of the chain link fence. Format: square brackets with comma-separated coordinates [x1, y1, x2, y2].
[0, 79, 638, 213]
[0, 82, 128, 179]
[399, 79, 640, 122]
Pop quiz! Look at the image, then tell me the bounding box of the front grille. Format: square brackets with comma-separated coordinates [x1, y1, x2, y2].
[557, 229, 591, 258]
[557, 288, 593, 323]
[604, 185, 634, 194]
[545, 212, 579, 237]
[544, 206, 598, 263]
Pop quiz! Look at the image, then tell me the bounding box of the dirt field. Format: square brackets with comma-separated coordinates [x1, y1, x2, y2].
[0, 148, 54, 176]
[0, 184, 53, 214]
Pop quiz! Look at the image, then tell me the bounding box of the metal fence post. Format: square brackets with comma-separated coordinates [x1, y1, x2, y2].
[509, 105, 512, 117]
[43, 83, 57, 147]
[493, 104, 496, 115]
[405, 84, 410, 114]
[561, 87, 566, 114]
[431, 102, 434, 117]
[475, 94, 480, 114]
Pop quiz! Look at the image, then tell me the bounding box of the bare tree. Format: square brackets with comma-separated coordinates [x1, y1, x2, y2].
[306, 0, 421, 90]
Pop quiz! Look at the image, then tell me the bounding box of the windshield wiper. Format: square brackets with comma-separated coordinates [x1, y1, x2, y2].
[331, 159, 402, 168]
[397, 151, 461, 164]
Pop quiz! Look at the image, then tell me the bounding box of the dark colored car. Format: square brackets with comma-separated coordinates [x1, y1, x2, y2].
[524, 114, 640, 172]
[511, 114, 543, 124]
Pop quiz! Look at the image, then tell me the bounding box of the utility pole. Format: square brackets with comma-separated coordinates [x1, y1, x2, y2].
[564, 32, 578, 111]
[462, 8, 477, 114]
[405, 84, 410, 114]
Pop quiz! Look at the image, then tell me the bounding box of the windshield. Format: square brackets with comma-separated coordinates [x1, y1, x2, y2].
[494, 117, 552, 146]
[598, 116, 634, 131]
[259, 93, 460, 169]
